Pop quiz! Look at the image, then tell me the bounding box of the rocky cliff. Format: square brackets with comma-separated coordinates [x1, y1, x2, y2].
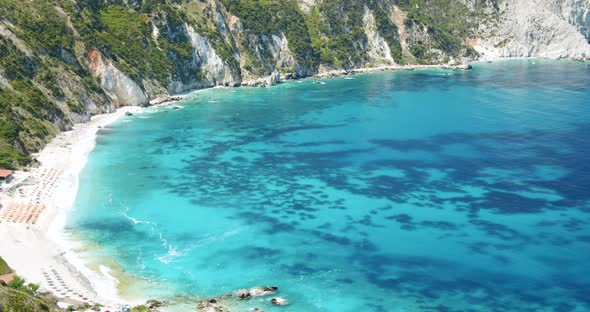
[0, 0, 589, 167]
[471, 0, 590, 59]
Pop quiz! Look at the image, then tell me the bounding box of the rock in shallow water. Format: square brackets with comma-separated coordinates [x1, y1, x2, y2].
[270, 297, 288, 306]
[196, 298, 230, 312]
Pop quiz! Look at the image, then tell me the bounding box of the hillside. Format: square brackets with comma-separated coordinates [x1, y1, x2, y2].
[0, 256, 61, 312]
[0, 286, 61, 312]
[0, 0, 589, 168]
[0, 256, 11, 275]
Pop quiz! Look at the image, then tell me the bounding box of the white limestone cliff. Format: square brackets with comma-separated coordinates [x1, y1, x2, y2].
[363, 7, 396, 66]
[473, 0, 590, 60]
[87, 48, 148, 106]
[185, 24, 240, 88]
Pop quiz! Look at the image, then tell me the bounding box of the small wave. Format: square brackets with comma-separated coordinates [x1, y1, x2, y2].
[118, 202, 162, 246]
[154, 228, 242, 265]
[185, 227, 244, 251]
[136, 248, 146, 270]
[156, 256, 170, 265]
[155, 231, 189, 264]
[156, 246, 186, 265]
[117, 214, 183, 265]
[121, 207, 153, 225]
[99, 265, 120, 286]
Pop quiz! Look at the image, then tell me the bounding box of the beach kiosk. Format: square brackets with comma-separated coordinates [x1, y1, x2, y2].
[0, 168, 13, 183]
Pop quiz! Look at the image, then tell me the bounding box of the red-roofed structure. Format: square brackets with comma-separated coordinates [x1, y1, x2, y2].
[0, 272, 15, 284]
[0, 169, 13, 182]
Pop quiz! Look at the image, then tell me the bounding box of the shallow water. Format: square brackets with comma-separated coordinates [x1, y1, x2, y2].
[69, 59, 590, 311]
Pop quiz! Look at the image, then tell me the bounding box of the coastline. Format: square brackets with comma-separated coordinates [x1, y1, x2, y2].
[0, 57, 586, 310]
[0, 106, 142, 310]
[310, 63, 472, 79]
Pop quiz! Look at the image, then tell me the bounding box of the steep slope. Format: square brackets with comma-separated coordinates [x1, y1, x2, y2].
[556, 0, 590, 41]
[0, 256, 11, 275]
[0, 286, 60, 312]
[0, 257, 61, 312]
[0, 0, 589, 167]
[471, 0, 590, 58]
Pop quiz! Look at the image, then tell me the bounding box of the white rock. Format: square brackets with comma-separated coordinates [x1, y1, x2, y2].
[87, 48, 148, 106]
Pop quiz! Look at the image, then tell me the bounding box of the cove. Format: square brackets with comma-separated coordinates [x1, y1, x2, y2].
[68, 59, 590, 311]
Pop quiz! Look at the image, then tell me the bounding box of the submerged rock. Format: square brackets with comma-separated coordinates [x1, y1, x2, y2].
[270, 297, 288, 306]
[249, 286, 278, 297]
[198, 285, 282, 311]
[196, 299, 229, 312]
[146, 299, 164, 309]
[235, 289, 252, 300]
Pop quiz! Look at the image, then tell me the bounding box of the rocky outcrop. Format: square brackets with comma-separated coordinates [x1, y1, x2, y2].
[555, 0, 590, 41]
[197, 298, 230, 312]
[473, 0, 590, 59]
[362, 7, 396, 66]
[196, 286, 281, 311]
[87, 48, 148, 106]
[185, 24, 240, 88]
[0, 23, 33, 57]
[242, 70, 281, 87]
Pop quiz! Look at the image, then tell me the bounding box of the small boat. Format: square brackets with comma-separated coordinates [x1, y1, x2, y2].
[172, 105, 182, 110]
[314, 80, 326, 85]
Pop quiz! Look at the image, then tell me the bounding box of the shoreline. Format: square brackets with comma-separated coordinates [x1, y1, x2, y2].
[0, 106, 142, 310]
[0, 57, 586, 310]
[310, 63, 472, 79]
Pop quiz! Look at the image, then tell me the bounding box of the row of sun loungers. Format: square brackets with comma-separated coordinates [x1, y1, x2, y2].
[25, 168, 63, 203]
[0, 203, 46, 224]
[42, 267, 96, 305]
[0, 168, 62, 224]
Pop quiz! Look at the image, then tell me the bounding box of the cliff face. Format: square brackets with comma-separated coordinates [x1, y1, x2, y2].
[556, 0, 590, 41]
[0, 0, 589, 167]
[87, 48, 148, 106]
[471, 0, 590, 59]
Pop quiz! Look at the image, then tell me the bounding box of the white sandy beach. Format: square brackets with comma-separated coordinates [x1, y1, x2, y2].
[0, 106, 142, 310]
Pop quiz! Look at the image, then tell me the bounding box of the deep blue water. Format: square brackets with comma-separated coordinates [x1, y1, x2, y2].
[69, 59, 590, 311]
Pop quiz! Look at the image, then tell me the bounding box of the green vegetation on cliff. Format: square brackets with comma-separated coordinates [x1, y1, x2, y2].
[0, 0, 481, 167]
[306, 0, 406, 67]
[398, 0, 475, 63]
[222, 0, 318, 73]
[0, 283, 59, 312]
[0, 256, 11, 275]
[64, 2, 194, 85]
[0, 0, 102, 168]
[0, 257, 57, 312]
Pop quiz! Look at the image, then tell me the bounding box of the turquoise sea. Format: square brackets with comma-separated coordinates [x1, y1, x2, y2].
[69, 59, 590, 311]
